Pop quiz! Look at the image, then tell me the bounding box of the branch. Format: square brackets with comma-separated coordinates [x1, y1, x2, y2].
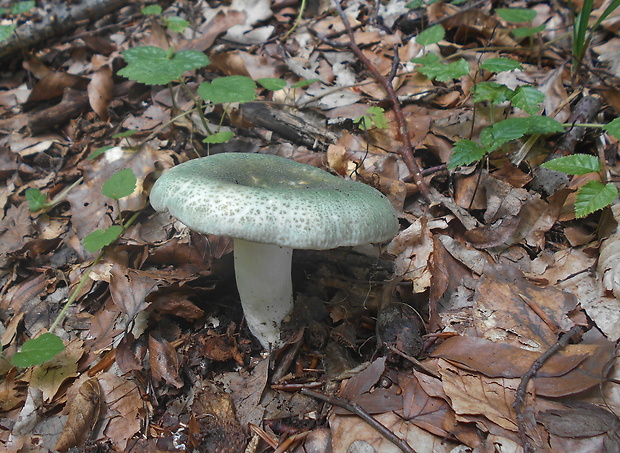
[301, 388, 416, 453]
[331, 0, 431, 201]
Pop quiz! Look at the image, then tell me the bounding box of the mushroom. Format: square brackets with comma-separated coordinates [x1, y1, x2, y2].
[150, 152, 398, 348]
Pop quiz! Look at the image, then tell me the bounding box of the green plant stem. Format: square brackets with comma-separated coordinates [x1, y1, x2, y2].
[49, 209, 143, 332]
[40, 177, 84, 212]
[281, 0, 306, 40]
[178, 78, 212, 135]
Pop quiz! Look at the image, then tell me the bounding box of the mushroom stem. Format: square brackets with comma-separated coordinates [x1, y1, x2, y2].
[233, 238, 294, 348]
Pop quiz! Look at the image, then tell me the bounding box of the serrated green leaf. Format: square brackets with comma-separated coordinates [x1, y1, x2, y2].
[411, 52, 440, 65]
[25, 188, 47, 212]
[480, 57, 523, 73]
[88, 145, 114, 160]
[480, 117, 529, 151]
[510, 85, 545, 114]
[472, 82, 513, 104]
[602, 118, 620, 140]
[523, 115, 564, 135]
[416, 24, 445, 46]
[512, 23, 546, 38]
[164, 16, 189, 33]
[102, 168, 137, 200]
[11, 1, 35, 15]
[367, 106, 388, 129]
[83, 225, 123, 252]
[0, 24, 16, 43]
[12, 333, 65, 367]
[417, 58, 470, 82]
[198, 75, 257, 104]
[257, 78, 287, 91]
[290, 79, 319, 88]
[203, 130, 234, 144]
[575, 181, 618, 218]
[496, 8, 537, 23]
[141, 4, 162, 15]
[541, 154, 601, 175]
[118, 46, 210, 85]
[448, 140, 488, 169]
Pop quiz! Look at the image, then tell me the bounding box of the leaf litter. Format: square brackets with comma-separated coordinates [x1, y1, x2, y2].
[0, 0, 620, 452]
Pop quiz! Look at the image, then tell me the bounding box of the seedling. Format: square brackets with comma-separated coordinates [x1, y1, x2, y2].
[12, 168, 139, 367]
[141, 4, 189, 34]
[25, 178, 84, 213]
[496, 7, 546, 39]
[571, 0, 620, 68]
[355, 106, 388, 131]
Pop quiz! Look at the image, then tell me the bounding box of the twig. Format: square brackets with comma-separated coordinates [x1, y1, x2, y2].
[301, 388, 416, 453]
[513, 325, 584, 453]
[330, 0, 431, 201]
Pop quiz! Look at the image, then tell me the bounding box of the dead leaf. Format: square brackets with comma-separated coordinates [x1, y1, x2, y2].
[87, 66, 114, 121]
[54, 377, 102, 452]
[149, 332, 183, 388]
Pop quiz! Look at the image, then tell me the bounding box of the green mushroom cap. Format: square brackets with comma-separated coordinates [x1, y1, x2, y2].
[150, 152, 399, 249]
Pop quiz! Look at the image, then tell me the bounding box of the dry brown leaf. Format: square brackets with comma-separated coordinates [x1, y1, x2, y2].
[54, 377, 102, 452]
[109, 262, 158, 319]
[98, 373, 143, 451]
[29, 339, 84, 402]
[26, 71, 89, 103]
[149, 332, 183, 388]
[87, 66, 114, 121]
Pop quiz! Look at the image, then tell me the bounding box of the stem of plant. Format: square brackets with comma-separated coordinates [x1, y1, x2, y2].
[179, 78, 212, 135]
[44, 177, 84, 210]
[332, 0, 431, 201]
[49, 209, 143, 332]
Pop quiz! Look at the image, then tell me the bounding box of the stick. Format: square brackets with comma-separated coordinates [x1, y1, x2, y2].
[301, 387, 417, 453]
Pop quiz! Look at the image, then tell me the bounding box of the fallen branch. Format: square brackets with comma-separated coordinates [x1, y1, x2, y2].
[513, 325, 584, 453]
[320, 0, 431, 201]
[301, 387, 416, 453]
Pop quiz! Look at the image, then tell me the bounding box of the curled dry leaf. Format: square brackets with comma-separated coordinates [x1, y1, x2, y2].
[87, 66, 114, 121]
[54, 378, 102, 453]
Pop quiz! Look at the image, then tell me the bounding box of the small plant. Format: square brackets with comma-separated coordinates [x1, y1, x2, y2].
[12, 168, 138, 367]
[0, 1, 36, 43]
[571, 0, 620, 67]
[355, 106, 388, 130]
[495, 7, 546, 39]
[141, 4, 190, 34]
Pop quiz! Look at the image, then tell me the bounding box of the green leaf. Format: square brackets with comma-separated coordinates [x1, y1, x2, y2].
[290, 79, 319, 88]
[367, 106, 388, 129]
[88, 145, 114, 160]
[480, 117, 529, 151]
[113, 129, 137, 139]
[12, 333, 65, 367]
[25, 188, 47, 212]
[411, 52, 440, 65]
[417, 58, 470, 82]
[512, 24, 546, 38]
[11, 1, 35, 15]
[0, 24, 16, 43]
[448, 140, 488, 169]
[510, 85, 545, 114]
[355, 115, 373, 130]
[541, 154, 601, 175]
[480, 57, 523, 73]
[141, 4, 162, 15]
[406, 0, 424, 8]
[118, 46, 210, 85]
[198, 75, 257, 104]
[416, 24, 445, 46]
[472, 82, 513, 104]
[523, 115, 564, 135]
[164, 16, 189, 33]
[575, 181, 618, 218]
[83, 225, 123, 252]
[603, 118, 620, 140]
[203, 130, 234, 143]
[495, 8, 537, 23]
[257, 78, 287, 91]
[102, 169, 137, 200]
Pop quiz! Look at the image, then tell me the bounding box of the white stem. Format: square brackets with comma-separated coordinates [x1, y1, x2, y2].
[233, 238, 294, 349]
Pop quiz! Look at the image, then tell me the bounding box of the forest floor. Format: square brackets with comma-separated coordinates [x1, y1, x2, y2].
[0, 0, 620, 452]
